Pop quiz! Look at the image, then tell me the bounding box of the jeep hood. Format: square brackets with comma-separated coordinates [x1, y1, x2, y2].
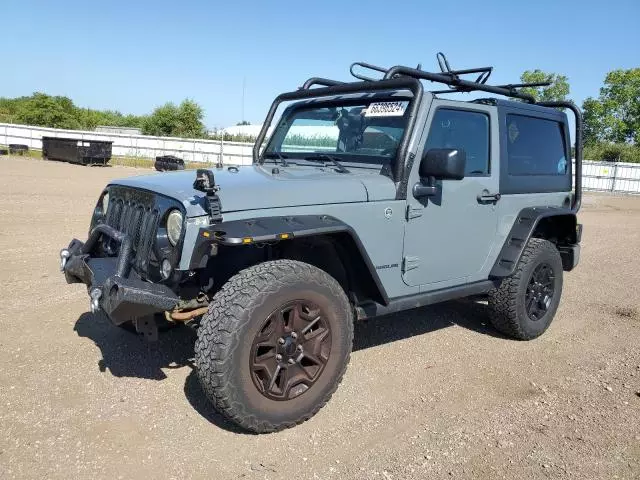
[111, 164, 395, 217]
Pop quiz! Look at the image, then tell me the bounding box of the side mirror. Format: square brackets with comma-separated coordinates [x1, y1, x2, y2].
[419, 148, 466, 180]
[413, 148, 466, 198]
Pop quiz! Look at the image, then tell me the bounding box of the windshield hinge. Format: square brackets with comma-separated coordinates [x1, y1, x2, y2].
[402, 256, 421, 273]
[406, 205, 423, 221]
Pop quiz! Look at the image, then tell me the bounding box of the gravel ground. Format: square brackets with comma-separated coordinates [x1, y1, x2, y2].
[0, 156, 638, 480]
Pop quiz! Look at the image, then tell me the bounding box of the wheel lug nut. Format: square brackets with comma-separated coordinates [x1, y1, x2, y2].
[297, 345, 303, 352]
[278, 338, 285, 345]
[291, 332, 298, 339]
[276, 354, 282, 361]
[288, 358, 295, 365]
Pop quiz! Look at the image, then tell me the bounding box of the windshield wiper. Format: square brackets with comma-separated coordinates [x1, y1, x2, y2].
[303, 154, 349, 173]
[263, 151, 290, 166]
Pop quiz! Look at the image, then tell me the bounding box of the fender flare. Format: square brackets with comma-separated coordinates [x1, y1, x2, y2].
[490, 207, 580, 278]
[189, 214, 390, 305]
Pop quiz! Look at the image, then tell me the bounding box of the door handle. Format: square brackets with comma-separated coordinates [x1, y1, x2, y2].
[477, 190, 501, 204]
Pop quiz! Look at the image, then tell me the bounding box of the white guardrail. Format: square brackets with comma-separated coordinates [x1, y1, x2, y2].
[580, 161, 640, 194]
[2, 122, 640, 194]
[0, 122, 254, 165]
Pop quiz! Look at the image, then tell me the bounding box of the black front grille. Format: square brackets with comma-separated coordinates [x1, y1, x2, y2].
[104, 187, 160, 276]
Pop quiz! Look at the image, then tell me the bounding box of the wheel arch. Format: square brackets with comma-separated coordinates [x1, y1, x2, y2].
[190, 215, 389, 306]
[490, 207, 580, 278]
[275, 231, 388, 306]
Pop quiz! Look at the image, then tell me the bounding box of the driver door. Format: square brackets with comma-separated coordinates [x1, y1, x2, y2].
[402, 101, 500, 288]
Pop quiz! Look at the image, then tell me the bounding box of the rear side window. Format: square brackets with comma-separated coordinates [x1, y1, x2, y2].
[424, 109, 490, 175]
[507, 115, 567, 176]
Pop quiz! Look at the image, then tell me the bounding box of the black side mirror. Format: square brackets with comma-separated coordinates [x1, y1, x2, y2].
[419, 148, 466, 180]
[413, 148, 466, 198]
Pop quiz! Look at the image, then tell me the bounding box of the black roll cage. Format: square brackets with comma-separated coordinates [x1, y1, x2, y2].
[253, 53, 582, 212]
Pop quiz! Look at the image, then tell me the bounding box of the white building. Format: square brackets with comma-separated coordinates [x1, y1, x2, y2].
[95, 125, 142, 135]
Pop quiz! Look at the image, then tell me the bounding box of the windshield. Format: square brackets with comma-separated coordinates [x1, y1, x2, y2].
[264, 99, 410, 165]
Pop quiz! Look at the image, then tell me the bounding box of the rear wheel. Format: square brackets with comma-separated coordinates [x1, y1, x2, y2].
[488, 238, 563, 340]
[195, 260, 353, 433]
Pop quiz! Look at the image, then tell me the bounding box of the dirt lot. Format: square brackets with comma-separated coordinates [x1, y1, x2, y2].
[0, 156, 638, 480]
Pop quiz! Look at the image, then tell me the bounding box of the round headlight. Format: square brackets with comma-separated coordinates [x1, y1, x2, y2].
[101, 192, 109, 214]
[166, 209, 183, 246]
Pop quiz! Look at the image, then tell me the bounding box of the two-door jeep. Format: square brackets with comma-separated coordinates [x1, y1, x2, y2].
[60, 54, 583, 432]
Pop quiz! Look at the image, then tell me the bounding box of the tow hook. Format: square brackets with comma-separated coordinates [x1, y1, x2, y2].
[59, 249, 70, 271]
[89, 288, 102, 314]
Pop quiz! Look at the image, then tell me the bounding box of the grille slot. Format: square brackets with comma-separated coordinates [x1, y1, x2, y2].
[103, 191, 159, 277]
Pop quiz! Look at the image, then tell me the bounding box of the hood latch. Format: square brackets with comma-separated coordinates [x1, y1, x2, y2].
[193, 169, 223, 224]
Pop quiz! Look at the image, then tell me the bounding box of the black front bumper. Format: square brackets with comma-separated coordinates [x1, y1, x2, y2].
[61, 224, 179, 325]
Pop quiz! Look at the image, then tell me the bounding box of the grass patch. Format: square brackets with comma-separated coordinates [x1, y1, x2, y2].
[109, 155, 214, 170]
[0, 144, 42, 159]
[109, 156, 154, 169]
[283, 134, 337, 148]
[0, 146, 212, 170]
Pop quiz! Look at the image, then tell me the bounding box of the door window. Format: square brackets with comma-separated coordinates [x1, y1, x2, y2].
[424, 109, 490, 176]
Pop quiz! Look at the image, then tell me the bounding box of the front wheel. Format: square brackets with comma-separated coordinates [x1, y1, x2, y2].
[488, 238, 563, 340]
[195, 260, 353, 433]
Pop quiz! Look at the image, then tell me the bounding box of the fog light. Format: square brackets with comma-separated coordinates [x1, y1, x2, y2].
[161, 259, 172, 279]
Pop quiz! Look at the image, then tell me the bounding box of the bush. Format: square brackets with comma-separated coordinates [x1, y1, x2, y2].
[584, 143, 640, 163]
[209, 132, 257, 143]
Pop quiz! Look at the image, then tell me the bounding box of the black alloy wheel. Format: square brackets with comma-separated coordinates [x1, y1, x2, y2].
[250, 300, 332, 401]
[525, 263, 555, 321]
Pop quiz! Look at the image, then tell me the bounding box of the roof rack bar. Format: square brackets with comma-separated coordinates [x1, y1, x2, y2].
[443, 66, 493, 76]
[433, 80, 553, 96]
[431, 88, 474, 95]
[476, 70, 492, 84]
[497, 81, 552, 89]
[300, 77, 346, 90]
[350, 62, 389, 82]
[382, 65, 537, 103]
[436, 52, 492, 78]
[436, 52, 452, 73]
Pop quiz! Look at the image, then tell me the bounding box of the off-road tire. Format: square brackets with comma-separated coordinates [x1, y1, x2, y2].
[488, 238, 563, 340]
[195, 259, 353, 433]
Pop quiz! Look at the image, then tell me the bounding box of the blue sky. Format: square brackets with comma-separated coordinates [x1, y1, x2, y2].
[2, 0, 639, 129]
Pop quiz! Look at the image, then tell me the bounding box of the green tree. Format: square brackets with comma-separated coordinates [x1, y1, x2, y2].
[142, 103, 180, 136]
[519, 70, 570, 103]
[15, 92, 80, 129]
[0, 92, 202, 137]
[142, 99, 206, 138]
[175, 99, 206, 138]
[0, 97, 21, 123]
[582, 68, 640, 145]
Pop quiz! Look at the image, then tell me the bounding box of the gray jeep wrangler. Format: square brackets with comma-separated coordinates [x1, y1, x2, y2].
[60, 54, 583, 433]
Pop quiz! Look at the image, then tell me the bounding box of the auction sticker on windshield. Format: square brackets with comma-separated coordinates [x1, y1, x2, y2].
[364, 101, 408, 117]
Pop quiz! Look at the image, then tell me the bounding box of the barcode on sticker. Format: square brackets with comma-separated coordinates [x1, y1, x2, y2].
[365, 101, 407, 117]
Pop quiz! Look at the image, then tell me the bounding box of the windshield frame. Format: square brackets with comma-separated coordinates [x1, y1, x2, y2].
[263, 96, 412, 169]
[253, 77, 424, 184]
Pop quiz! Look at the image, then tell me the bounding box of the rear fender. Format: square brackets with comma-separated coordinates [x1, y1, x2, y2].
[490, 207, 580, 277]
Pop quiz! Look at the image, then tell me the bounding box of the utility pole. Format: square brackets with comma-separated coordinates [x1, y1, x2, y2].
[242, 76, 246, 125]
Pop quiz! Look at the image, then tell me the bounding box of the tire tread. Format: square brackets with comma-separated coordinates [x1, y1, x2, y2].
[195, 259, 352, 433]
[488, 238, 562, 340]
